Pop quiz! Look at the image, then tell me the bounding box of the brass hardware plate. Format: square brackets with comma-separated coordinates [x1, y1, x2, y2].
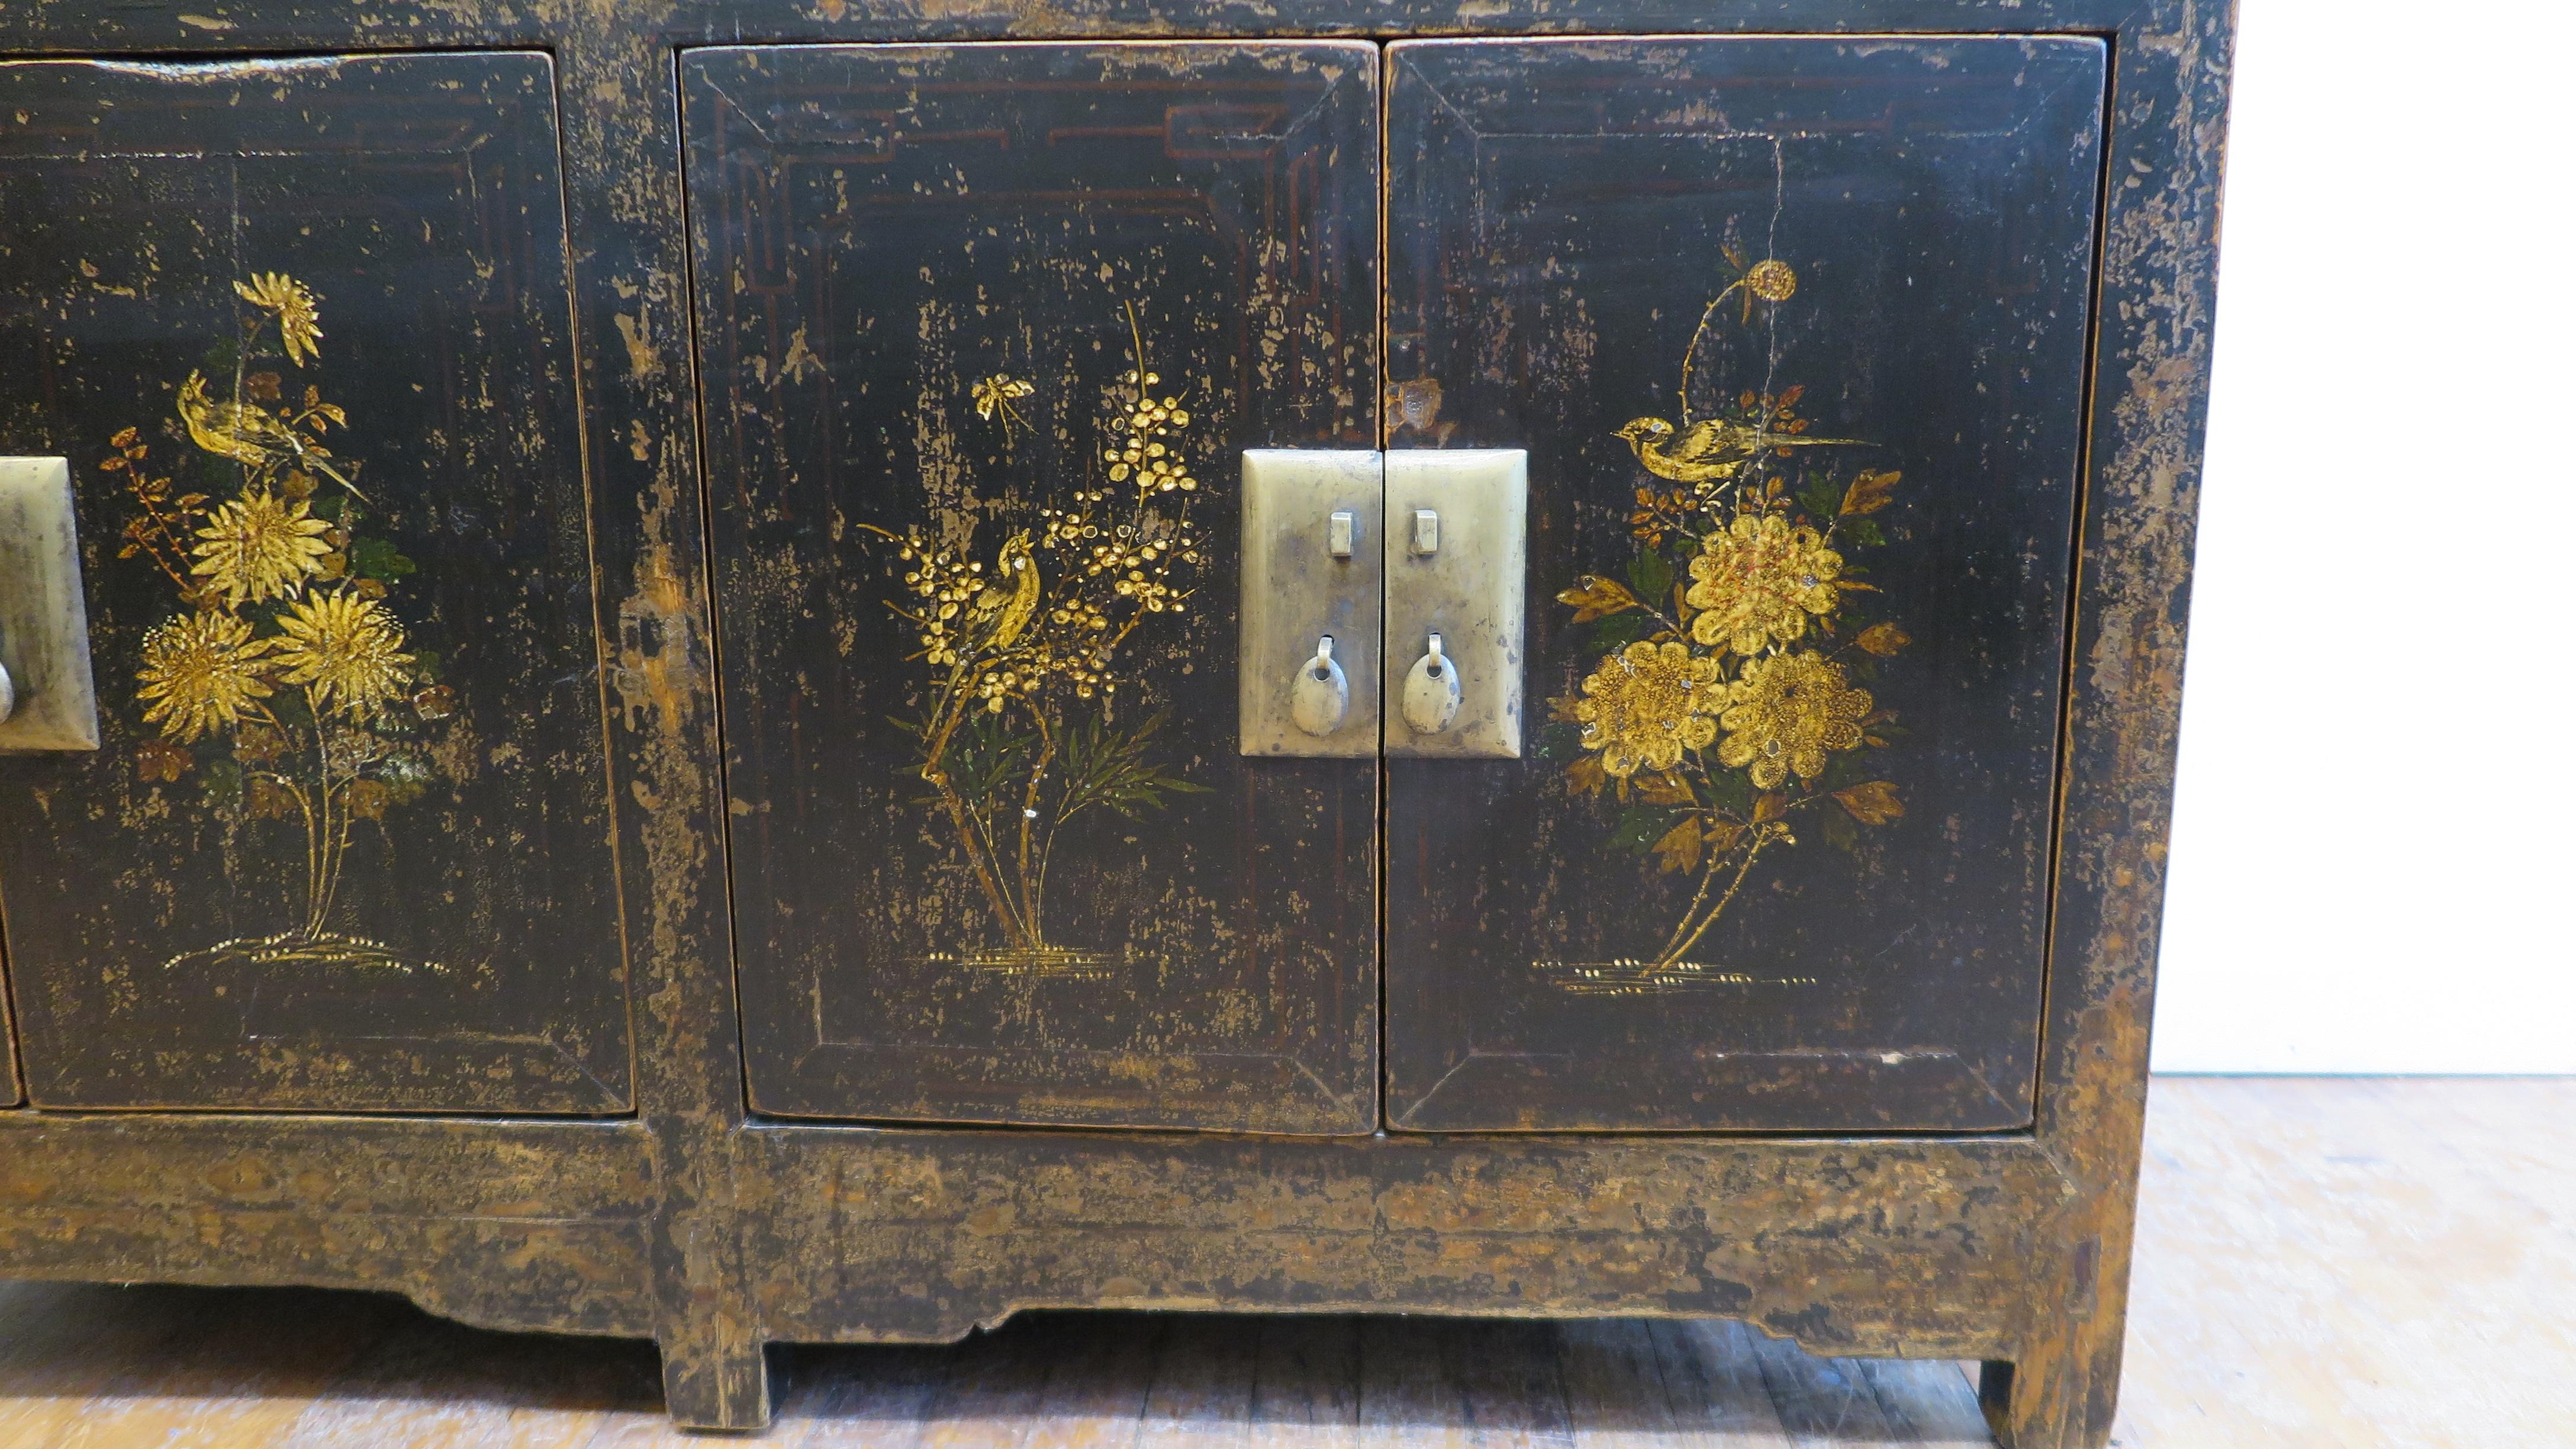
[1238, 449, 1383, 757]
[0, 456, 101, 752]
[1383, 449, 1525, 759]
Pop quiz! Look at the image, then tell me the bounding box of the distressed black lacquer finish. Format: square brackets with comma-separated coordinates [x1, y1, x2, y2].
[0, 4, 2233, 1447]
[1, 961, 18, 1106]
[685, 41, 1382, 1134]
[1383, 37, 2107, 1132]
[0, 53, 633, 1113]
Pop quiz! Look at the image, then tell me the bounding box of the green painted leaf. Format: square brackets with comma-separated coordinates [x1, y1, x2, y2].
[1057, 709, 1208, 822]
[200, 757, 244, 810]
[1821, 804, 1861, 854]
[1627, 548, 1675, 610]
[349, 537, 416, 579]
[1820, 752, 1871, 791]
[935, 713, 1041, 809]
[1701, 766, 1754, 817]
[1590, 610, 1653, 651]
[1609, 801, 1676, 855]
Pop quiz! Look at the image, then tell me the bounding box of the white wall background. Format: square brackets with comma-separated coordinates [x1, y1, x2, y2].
[2149, 0, 2576, 1072]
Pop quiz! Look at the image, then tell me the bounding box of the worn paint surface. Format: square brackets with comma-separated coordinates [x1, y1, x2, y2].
[1382, 37, 2107, 1133]
[685, 41, 1382, 1134]
[0, 53, 634, 1113]
[739, 1125, 2081, 1355]
[0, 965, 18, 1107]
[0, 3, 2234, 1447]
[0, 1115, 657, 1337]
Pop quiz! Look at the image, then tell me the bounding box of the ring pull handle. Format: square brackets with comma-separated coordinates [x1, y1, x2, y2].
[1402, 631, 1462, 735]
[1290, 634, 1350, 737]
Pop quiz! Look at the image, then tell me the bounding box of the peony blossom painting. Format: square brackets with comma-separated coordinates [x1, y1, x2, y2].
[1545, 250, 1912, 995]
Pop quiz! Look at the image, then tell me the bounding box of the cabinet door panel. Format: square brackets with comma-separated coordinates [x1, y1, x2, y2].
[0, 54, 633, 1113]
[1384, 37, 2107, 1131]
[684, 43, 1380, 1132]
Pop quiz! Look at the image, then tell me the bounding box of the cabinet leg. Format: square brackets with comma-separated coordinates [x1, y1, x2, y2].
[1979, 1338, 2121, 1449]
[660, 1334, 774, 1432]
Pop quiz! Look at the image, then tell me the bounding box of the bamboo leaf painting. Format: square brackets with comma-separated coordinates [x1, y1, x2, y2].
[867, 304, 1208, 977]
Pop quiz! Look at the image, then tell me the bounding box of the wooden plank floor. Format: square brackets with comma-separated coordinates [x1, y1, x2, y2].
[2, 1076, 2570, 1447]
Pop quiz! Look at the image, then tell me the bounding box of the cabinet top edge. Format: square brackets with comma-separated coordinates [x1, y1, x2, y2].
[0, 0, 2203, 59]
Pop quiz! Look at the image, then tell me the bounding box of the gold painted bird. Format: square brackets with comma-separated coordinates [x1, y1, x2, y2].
[959, 531, 1040, 655]
[178, 371, 365, 500]
[1614, 416, 1867, 485]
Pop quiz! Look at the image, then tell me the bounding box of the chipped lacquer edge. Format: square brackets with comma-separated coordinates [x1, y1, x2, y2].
[0, 3, 2230, 1445]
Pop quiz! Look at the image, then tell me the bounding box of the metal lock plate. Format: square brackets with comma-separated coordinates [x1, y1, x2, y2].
[0, 457, 101, 752]
[1383, 449, 1525, 759]
[1238, 449, 1383, 757]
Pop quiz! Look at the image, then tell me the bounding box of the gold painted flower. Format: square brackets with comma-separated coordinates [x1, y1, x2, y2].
[190, 490, 332, 606]
[137, 610, 273, 743]
[1572, 639, 1725, 779]
[1744, 258, 1798, 303]
[235, 272, 323, 365]
[971, 373, 1034, 437]
[1717, 650, 1872, 790]
[273, 591, 414, 721]
[1685, 511, 1843, 656]
[1718, 247, 1801, 322]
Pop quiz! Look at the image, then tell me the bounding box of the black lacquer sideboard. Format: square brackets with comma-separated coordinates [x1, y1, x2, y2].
[0, 3, 2232, 1443]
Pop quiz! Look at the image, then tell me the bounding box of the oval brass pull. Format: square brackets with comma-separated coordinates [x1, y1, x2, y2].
[1290, 635, 1349, 737]
[1402, 632, 1461, 735]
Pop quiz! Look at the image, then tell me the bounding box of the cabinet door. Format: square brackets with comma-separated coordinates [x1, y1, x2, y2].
[684, 43, 1380, 1132]
[1384, 37, 2107, 1131]
[0, 54, 633, 1112]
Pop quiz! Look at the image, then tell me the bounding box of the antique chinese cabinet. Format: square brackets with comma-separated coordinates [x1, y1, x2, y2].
[0, 3, 2233, 1445]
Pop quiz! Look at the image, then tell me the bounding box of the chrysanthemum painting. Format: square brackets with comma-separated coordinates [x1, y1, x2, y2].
[1548, 255, 1912, 992]
[102, 270, 453, 972]
[190, 490, 333, 606]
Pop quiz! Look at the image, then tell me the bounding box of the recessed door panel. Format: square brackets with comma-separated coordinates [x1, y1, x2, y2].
[0, 54, 633, 1112]
[1383, 37, 2107, 1131]
[684, 43, 1380, 1132]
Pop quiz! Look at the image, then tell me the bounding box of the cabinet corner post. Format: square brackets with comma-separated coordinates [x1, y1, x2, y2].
[1978, 1299, 2127, 1449]
[660, 1332, 775, 1432]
